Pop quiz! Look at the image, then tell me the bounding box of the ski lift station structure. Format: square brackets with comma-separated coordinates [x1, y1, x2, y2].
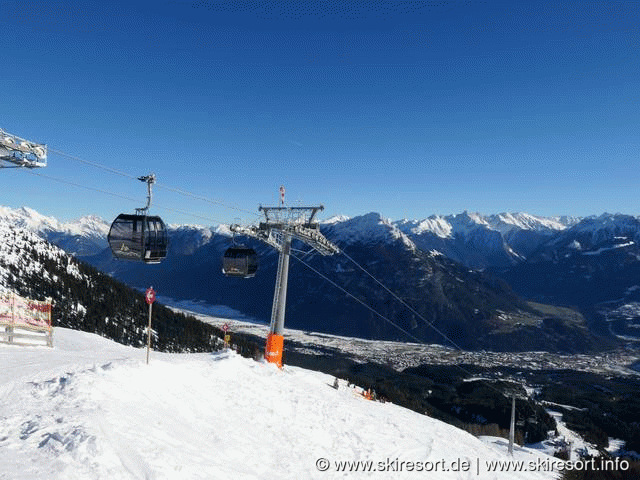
[229, 196, 340, 368]
[0, 128, 47, 169]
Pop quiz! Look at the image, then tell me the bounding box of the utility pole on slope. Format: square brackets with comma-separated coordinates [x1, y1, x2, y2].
[503, 383, 527, 457]
[509, 393, 516, 456]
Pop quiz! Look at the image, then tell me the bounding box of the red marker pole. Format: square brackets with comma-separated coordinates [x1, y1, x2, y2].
[222, 322, 230, 349]
[145, 287, 156, 364]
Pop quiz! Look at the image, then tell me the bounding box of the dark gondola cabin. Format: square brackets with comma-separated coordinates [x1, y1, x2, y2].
[222, 246, 258, 278]
[108, 214, 168, 264]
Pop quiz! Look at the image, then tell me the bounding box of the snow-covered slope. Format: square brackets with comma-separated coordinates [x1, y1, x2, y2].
[0, 214, 84, 292]
[0, 328, 559, 480]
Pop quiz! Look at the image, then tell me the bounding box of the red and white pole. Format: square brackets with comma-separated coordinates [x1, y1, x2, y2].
[145, 287, 156, 364]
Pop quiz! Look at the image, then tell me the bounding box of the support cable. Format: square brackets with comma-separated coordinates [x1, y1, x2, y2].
[289, 252, 423, 344]
[338, 247, 466, 351]
[48, 147, 260, 219]
[290, 251, 529, 413]
[26, 170, 225, 226]
[49, 148, 137, 180]
[154, 182, 260, 219]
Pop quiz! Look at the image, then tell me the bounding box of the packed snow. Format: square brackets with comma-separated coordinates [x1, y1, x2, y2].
[0, 328, 561, 479]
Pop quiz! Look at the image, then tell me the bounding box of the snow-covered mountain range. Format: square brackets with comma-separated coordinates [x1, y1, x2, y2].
[393, 212, 580, 268]
[3, 205, 640, 346]
[0, 207, 627, 267]
[0, 205, 602, 351]
[0, 206, 109, 257]
[0, 206, 584, 268]
[0, 205, 631, 272]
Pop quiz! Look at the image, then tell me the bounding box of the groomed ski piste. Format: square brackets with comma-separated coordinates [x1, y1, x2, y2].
[1, 328, 561, 479]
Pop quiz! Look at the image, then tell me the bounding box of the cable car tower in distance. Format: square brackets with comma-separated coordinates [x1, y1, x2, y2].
[230, 189, 339, 368]
[0, 128, 47, 168]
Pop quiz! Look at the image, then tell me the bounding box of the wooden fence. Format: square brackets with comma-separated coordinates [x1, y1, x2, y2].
[0, 291, 52, 347]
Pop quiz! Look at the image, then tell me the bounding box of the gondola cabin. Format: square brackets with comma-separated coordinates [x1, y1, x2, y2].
[108, 214, 168, 264]
[222, 246, 258, 278]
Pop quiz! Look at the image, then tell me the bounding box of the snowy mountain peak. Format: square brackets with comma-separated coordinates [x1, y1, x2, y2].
[546, 213, 640, 252]
[214, 223, 233, 237]
[487, 212, 573, 235]
[0, 205, 61, 232]
[322, 214, 351, 224]
[395, 216, 453, 239]
[0, 205, 109, 238]
[326, 212, 416, 250]
[394, 211, 573, 242]
[73, 214, 110, 233]
[0, 206, 111, 256]
[565, 213, 640, 236]
[458, 210, 488, 225]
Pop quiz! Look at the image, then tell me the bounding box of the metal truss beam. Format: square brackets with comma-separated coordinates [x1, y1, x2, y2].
[0, 129, 47, 168]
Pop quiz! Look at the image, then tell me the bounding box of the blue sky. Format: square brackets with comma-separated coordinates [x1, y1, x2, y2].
[1, 0, 638, 225]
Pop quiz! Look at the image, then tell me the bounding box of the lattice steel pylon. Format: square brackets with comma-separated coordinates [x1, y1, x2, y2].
[0, 128, 47, 168]
[231, 203, 339, 367]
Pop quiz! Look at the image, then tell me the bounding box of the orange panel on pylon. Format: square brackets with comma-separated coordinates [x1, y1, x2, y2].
[265, 333, 284, 368]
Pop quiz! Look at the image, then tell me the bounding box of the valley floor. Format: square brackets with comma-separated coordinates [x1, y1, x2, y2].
[171, 301, 640, 376]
